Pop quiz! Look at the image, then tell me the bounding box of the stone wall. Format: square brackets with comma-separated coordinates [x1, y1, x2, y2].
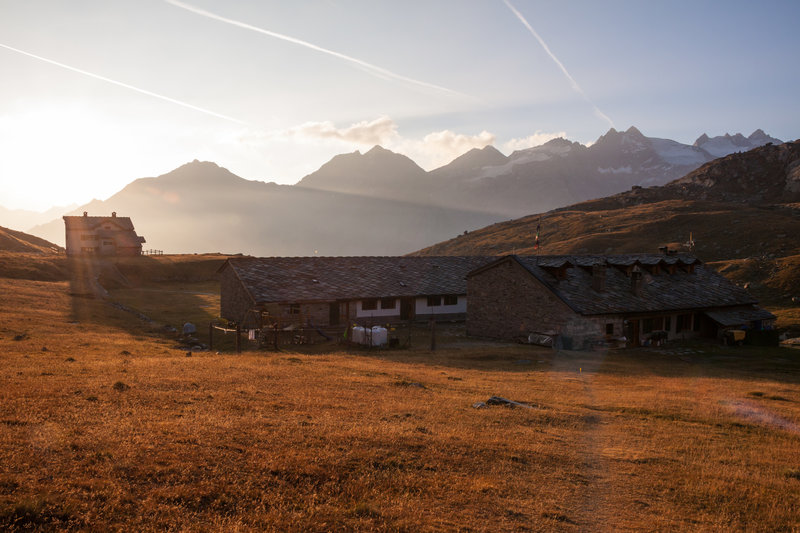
[467, 258, 585, 341]
[219, 266, 256, 326]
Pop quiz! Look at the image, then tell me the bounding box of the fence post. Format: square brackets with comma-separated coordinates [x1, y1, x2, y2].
[236, 325, 241, 353]
[430, 318, 436, 351]
[208, 322, 213, 351]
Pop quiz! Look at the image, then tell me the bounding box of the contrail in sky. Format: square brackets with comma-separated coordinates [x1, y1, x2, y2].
[0, 42, 246, 124]
[165, 0, 465, 98]
[502, 0, 614, 128]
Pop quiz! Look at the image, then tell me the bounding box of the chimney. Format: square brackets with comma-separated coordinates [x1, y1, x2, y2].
[631, 266, 643, 296]
[111, 212, 117, 218]
[592, 262, 607, 292]
[83, 211, 88, 217]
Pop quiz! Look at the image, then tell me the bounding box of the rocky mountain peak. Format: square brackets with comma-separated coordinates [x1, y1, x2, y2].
[436, 145, 508, 173]
[694, 133, 710, 146]
[625, 126, 645, 138]
[365, 145, 391, 156]
[592, 126, 650, 154]
[693, 129, 783, 158]
[152, 160, 245, 186]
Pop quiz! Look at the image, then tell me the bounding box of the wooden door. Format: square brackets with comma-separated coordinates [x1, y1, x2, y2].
[329, 302, 340, 326]
[626, 319, 640, 348]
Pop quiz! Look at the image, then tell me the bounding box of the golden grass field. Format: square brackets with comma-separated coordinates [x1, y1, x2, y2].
[1, 258, 800, 531]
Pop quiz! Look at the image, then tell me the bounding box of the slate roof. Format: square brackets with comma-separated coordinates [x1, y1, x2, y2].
[63, 215, 136, 231]
[223, 256, 496, 304]
[471, 254, 762, 316]
[705, 307, 776, 326]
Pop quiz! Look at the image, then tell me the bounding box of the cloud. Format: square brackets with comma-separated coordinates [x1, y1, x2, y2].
[502, 131, 567, 152]
[393, 129, 496, 169]
[0, 42, 245, 124]
[502, 0, 614, 128]
[166, 0, 467, 97]
[287, 116, 398, 145]
[419, 129, 495, 155]
[237, 116, 499, 171]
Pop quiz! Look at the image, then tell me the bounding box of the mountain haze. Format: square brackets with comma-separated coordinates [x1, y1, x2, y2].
[30, 161, 499, 256]
[0, 204, 78, 233]
[25, 127, 784, 257]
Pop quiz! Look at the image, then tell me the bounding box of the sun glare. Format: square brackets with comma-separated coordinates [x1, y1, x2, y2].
[0, 105, 132, 210]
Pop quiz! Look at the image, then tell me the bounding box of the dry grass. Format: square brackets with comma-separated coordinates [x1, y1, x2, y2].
[2, 277, 800, 531]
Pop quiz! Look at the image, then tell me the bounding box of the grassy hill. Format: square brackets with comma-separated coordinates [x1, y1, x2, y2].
[0, 225, 62, 254]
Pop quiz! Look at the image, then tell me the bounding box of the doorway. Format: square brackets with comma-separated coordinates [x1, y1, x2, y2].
[329, 302, 340, 326]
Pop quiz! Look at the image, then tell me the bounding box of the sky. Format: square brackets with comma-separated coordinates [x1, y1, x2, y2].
[1, 0, 798, 212]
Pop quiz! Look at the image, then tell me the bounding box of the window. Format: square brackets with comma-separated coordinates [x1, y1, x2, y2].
[80, 234, 98, 241]
[288, 304, 300, 315]
[642, 318, 654, 334]
[362, 299, 377, 311]
[606, 323, 614, 335]
[427, 295, 441, 307]
[380, 298, 396, 310]
[80, 247, 96, 254]
[103, 241, 113, 246]
[676, 314, 692, 333]
[443, 295, 458, 306]
[664, 316, 671, 332]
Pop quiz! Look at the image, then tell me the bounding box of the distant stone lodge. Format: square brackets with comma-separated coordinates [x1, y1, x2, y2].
[466, 254, 775, 348]
[218, 256, 492, 328]
[63, 212, 146, 256]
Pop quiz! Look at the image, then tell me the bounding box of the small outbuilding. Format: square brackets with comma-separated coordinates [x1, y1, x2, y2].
[218, 255, 493, 328]
[466, 254, 775, 348]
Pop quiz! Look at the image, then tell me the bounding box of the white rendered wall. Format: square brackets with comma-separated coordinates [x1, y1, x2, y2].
[415, 295, 467, 315]
[356, 298, 400, 318]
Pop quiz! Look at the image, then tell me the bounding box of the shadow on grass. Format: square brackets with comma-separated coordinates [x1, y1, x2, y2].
[274, 331, 800, 384]
[67, 256, 227, 348]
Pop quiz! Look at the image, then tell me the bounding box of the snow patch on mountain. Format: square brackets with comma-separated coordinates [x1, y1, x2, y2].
[650, 138, 711, 166]
[597, 166, 633, 174]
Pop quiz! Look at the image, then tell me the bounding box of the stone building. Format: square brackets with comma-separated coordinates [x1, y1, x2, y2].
[466, 254, 774, 348]
[63, 212, 146, 256]
[218, 255, 493, 328]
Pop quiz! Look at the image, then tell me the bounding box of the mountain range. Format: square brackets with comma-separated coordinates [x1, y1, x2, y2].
[23, 127, 784, 256]
[415, 140, 800, 264]
[297, 127, 782, 217]
[28, 161, 499, 256]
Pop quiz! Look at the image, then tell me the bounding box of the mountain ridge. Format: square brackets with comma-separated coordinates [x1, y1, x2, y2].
[413, 140, 800, 263]
[24, 127, 787, 257]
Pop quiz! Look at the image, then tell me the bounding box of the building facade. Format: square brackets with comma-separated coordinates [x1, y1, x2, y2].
[218, 256, 492, 328]
[467, 254, 775, 348]
[63, 212, 146, 256]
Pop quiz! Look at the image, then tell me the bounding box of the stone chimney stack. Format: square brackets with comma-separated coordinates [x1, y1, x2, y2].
[592, 262, 607, 292]
[631, 266, 643, 296]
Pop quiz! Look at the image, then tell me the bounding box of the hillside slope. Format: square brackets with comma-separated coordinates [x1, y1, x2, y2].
[0, 225, 62, 254]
